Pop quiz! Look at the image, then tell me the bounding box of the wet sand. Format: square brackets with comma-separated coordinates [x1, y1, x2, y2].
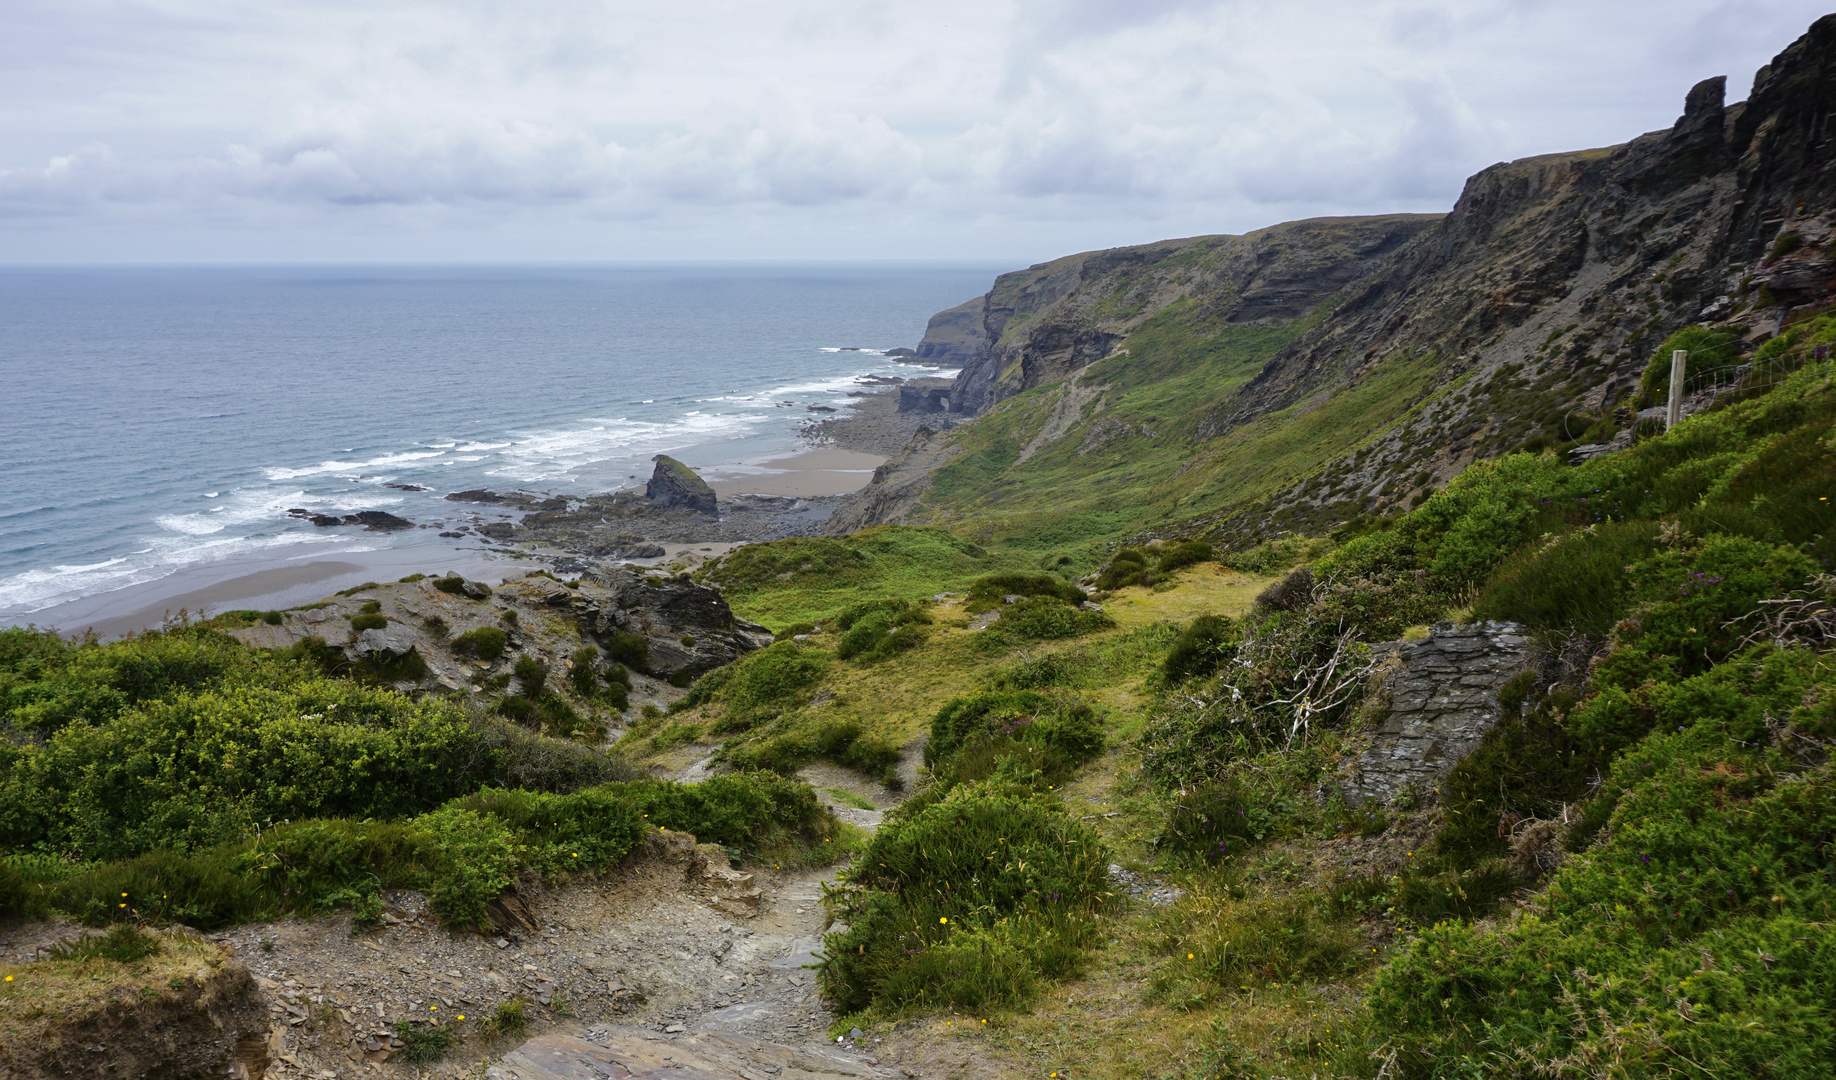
[35, 543, 519, 640]
[704, 447, 885, 498]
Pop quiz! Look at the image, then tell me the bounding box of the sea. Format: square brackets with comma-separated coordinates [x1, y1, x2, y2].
[0, 263, 997, 632]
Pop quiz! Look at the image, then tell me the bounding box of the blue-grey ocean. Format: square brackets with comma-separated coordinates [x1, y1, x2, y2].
[0, 264, 995, 626]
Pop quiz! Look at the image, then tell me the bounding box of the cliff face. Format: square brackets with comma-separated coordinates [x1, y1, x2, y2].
[940, 216, 1442, 415]
[841, 16, 1836, 544]
[1230, 28, 1836, 430]
[914, 295, 988, 367]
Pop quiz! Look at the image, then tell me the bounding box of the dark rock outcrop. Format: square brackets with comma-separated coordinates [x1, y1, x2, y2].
[896, 377, 954, 413]
[940, 216, 1440, 415]
[229, 566, 771, 696]
[645, 455, 718, 517]
[576, 567, 772, 679]
[287, 509, 415, 531]
[1342, 622, 1533, 806]
[913, 295, 988, 367]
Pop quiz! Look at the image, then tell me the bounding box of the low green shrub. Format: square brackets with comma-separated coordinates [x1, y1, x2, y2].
[927, 690, 1104, 774]
[512, 655, 546, 694]
[966, 572, 1086, 612]
[458, 786, 648, 879]
[1389, 860, 1518, 924]
[1161, 614, 1238, 682]
[1095, 548, 1150, 590]
[393, 1020, 454, 1064]
[567, 647, 598, 698]
[564, 646, 629, 711]
[980, 597, 1114, 647]
[1155, 540, 1212, 574]
[600, 631, 651, 671]
[819, 783, 1114, 1013]
[834, 601, 930, 663]
[987, 649, 1095, 690]
[1472, 519, 1661, 641]
[469, 716, 641, 791]
[722, 718, 901, 781]
[1637, 326, 1742, 399]
[611, 773, 835, 859]
[1156, 780, 1278, 864]
[349, 612, 388, 632]
[432, 575, 478, 597]
[451, 627, 509, 662]
[688, 642, 827, 725]
[0, 679, 481, 861]
[1, 625, 264, 735]
[1435, 679, 1586, 864]
[486, 997, 527, 1038]
[1253, 567, 1313, 611]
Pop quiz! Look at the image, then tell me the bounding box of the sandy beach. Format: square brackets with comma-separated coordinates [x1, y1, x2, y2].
[703, 446, 885, 498]
[33, 542, 521, 640]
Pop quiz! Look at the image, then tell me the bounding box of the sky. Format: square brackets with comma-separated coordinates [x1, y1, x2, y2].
[1, 1, 1829, 263]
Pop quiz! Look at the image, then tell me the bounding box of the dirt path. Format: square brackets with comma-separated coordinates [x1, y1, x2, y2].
[146, 823, 892, 1080]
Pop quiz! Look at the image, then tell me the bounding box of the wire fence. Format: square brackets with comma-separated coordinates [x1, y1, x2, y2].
[1548, 308, 1836, 445]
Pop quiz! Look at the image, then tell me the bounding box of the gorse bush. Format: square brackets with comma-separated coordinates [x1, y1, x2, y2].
[0, 678, 481, 861]
[1095, 548, 1151, 590]
[720, 718, 901, 783]
[2, 771, 836, 929]
[599, 631, 650, 671]
[1637, 325, 1742, 399]
[819, 782, 1114, 1013]
[1, 625, 260, 735]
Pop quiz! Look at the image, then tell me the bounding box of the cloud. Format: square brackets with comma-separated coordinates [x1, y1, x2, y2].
[0, 0, 1831, 259]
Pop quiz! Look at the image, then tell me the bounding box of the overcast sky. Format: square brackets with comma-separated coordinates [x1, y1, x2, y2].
[1, 1, 1828, 263]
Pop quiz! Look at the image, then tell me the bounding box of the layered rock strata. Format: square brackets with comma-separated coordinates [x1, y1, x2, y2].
[1342, 622, 1533, 806]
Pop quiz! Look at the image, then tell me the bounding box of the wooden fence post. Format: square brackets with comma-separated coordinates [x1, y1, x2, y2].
[1666, 349, 1687, 428]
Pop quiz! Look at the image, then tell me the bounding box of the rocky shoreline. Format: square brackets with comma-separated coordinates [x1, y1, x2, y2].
[409, 377, 959, 564]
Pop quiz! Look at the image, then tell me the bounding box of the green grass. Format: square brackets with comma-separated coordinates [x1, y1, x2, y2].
[908, 307, 1444, 562]
[698, 526, 1029, 630]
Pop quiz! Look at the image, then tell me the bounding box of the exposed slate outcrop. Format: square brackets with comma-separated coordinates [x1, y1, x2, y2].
[1342, 622, 1533, 807]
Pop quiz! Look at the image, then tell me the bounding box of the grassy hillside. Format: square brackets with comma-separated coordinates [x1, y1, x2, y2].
[909, 299, 1447, 567]
[627, 330, 1836, 1077]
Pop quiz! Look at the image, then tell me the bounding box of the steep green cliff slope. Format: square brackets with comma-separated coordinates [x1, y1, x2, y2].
[838, 17, 1836, 564]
